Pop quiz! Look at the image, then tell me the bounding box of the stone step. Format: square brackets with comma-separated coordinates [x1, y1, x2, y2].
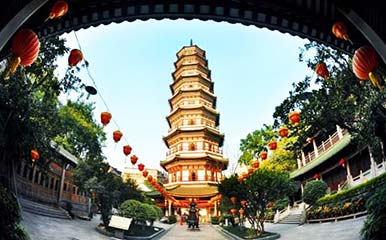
[278, 214, 302, 224]
[19, 197, 71, 219]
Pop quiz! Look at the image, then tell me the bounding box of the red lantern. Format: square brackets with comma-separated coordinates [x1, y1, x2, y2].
[230, 196, 237, 204]
[260, 151, 268, 160]
[315, 62, 329, 79]
[240, 200, 247, 207]
[313, 173, 319, 180]
[339, 158, 346, 167]
[123, 145, 132, 156]
[352, 46, 383, 90]
[100, 112, 112, 126]
[147, 175, 153, 182]
[248, 167, 254, 175]
[332, 22, 352, 44]
[68, 49, 83, 67]
[267, 201, 274, 208]
[138, 163, 145, 171]
[31, 149, 39, 162]
[142, 170, 148, 178]
[278, 126, 289, 138]
[130, 155, 138, 165]
[5, 29, 40, 78]
[239, 208, 245, 216]
[268, 140, 277, 150]
[252, 161, 260, 169]
[230, 208, 236, 215]
[289, 111, 300, 125]
[113, 130, 123, 142]
[48, 0, 68, 20]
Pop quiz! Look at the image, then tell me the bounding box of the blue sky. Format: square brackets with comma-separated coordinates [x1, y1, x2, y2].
[57, 19, 313, 174]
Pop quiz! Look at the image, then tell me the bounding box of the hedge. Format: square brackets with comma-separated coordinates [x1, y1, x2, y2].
[317, 172, 386, 206]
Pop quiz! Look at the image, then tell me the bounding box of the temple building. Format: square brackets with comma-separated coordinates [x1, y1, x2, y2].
[160, 43, 228, 219]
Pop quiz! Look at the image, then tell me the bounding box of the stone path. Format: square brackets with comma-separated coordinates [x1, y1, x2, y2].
[159, 223, 232, 240]
[21, 210, 366, 240]
[263, 216, 366, 240]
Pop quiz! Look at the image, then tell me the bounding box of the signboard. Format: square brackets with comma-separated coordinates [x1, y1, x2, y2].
[108, 215, 131, 230]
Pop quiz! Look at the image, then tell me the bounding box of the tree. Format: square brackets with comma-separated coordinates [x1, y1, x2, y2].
[239, 124, 276, 165]
[259, 137, 297, 172]
[218, 169, 295, 236]
[273, 42, 386, 155]
[302, 180, 328, 205]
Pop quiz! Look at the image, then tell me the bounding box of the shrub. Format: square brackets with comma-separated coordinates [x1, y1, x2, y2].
[211, 216, 219, 225]
[360, 184, 386, 240]
[302, 180, 328, 205]
[272, 197, 289, 211]
[0, 185, 21, 239]
[167, 215, 177, 224]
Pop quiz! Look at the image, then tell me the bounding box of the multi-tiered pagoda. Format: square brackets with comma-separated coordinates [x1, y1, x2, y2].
[161, 43, 228, 218]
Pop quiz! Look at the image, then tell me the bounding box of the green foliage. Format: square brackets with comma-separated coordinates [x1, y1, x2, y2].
[218, 169, 295, 235]
[167, 215, 177, 224]
[272, 197, 289, 212]
[317, 172, 386, 206]
[360, 186, 386, 240]
[259, 138, 297, 172]
[302, 180, 328, 205]
[211, 216, 219, 225]
[0, 185, 20, 238]
[273, 42, 386, 155]
[119, 200, 161, 225]
[239, 125, 276, 165]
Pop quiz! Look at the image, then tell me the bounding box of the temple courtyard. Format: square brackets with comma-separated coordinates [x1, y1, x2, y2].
[21, 211, 365, 240]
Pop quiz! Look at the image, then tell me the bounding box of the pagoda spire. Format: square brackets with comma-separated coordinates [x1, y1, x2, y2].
[190, 39, 193, 46]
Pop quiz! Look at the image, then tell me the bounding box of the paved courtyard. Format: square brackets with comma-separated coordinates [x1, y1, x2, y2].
[21, 210, 366, 240]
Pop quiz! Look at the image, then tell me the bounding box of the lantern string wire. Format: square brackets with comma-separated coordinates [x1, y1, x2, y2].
[72, 31, 131, 147]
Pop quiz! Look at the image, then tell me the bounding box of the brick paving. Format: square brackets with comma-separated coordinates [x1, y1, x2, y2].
[21, 210, 366, 240]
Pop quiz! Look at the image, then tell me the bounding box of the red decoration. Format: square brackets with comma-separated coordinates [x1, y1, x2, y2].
[138, 163, 145, 171]
[315, 62, 329, 79]
[100, 112, 112, 126]
[130, 155, 138, 165]
[48, 0, 68, 20]
[289, 111, 300, 125]
[5, 29, 40, 78]
[278, 126, 289, 138]
[240, 200, 247, 207]
[68, 49, 83, 67]
[248, 167, 254, 175]
[230, 208, 236, 215]
[230, 196, 237, 204]
[31, 149, 39, 162]
[113, 130, 123, 142]
[339, 158, 346, 167]
[252, 161, 260, 169]
[147, 175, 153, 182]
[142, 170, 148, 178]
[313, 173, 320, 180]
[123, 145, 132, 156]
[352, 46, 383, 90]
[239, 208, 245, 216]
[268, 140, 277, 150]
[332, 22, 352, 44]
[260, 151, 268, 160]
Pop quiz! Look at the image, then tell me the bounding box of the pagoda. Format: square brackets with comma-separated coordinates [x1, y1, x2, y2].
[161, 43, 228, 218]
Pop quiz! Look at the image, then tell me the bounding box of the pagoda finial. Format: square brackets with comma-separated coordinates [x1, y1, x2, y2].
[190, 39, 193, 46]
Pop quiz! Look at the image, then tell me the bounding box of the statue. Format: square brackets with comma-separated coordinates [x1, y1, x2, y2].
[187, 200, 199, 230]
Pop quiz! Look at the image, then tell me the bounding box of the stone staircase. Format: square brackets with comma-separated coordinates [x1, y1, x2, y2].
[19, 197, 71, 219]
[277, 212, 303, 224]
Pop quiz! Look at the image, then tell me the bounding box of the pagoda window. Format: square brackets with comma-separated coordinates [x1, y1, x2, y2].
[189, 119, 195, 125]
[172, 173, 176, 182]
[189, 143, 196, 151]
[198, 170, 205, 181]
[182, 171, 189, 181]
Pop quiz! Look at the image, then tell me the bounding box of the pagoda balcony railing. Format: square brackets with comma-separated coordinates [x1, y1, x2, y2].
[168, 124, 219, 132]
[166, 148, 223, 157]
[301, 128, 348, 167]
[164, 180, 220, 186]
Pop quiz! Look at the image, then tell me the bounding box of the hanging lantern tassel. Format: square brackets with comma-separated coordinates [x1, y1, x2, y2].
[352, 46, 383, 90]
[4, 29, 40, 79]
[332, 21, 353, 45]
